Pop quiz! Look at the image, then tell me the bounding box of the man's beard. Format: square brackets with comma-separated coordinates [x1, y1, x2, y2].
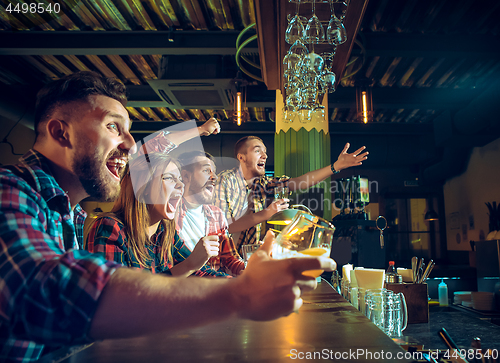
[72, 147, 122, 202]
[190, 182, 213, 205]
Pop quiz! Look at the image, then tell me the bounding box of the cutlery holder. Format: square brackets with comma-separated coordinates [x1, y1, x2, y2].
[386, 283, 429, 323]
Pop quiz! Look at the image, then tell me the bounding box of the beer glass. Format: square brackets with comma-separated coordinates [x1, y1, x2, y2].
[272, 212, 335, 277]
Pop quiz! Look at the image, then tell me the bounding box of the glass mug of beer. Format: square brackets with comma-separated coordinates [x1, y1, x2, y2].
[271, 212, 335, 277]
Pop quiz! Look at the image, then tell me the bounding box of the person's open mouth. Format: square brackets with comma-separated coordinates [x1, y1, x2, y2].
[106, 157, 127, 181]
[167, 194, 182, 214]
[257, 161, 266, 169]
[204, 183, 215, 194]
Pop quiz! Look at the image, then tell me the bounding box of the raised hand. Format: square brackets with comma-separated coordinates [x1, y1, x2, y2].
[199, 117, 221, 136]
[333, 143, 369, 172]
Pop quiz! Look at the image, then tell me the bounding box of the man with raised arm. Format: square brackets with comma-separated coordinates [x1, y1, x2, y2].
[0, 72, 335, 363]
[214, 136, 369, 252]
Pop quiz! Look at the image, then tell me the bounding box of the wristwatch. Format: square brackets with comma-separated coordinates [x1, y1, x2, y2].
[331, 164, 340, 174]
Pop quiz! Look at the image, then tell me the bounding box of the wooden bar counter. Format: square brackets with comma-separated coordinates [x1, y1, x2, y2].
[68, 279, 411, 362]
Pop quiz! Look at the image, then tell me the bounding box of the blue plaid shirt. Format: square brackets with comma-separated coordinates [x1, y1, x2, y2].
[0, 150, 122, 362]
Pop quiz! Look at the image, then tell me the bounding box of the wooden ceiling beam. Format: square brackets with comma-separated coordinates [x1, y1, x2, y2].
[125, 84, 480, 110]
[330, 0, 370, 86]
[254, 0, 281, 90]
[255, 0, 370, 92]
[0, 30, 258, 55]
[129, 120, 433, 135]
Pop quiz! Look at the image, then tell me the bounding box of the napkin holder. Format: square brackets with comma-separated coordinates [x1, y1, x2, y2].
[386, 282, 429, 324]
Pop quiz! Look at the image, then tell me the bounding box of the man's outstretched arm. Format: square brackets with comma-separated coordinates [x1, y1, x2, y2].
[288, 143, 368, 192]
[89, 231, 336, 339]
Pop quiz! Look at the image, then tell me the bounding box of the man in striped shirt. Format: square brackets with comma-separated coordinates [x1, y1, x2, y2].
[0, 71, 335, 362]
[214, 136, 369, 253]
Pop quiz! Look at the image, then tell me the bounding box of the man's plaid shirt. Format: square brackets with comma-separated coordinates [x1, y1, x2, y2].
[214, 167, 289, 253]
[0, 150, 122, 362]
[176, 199, 245, 276]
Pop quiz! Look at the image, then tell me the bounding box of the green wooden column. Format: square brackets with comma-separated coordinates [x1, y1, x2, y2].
[275, 91, 332, 220]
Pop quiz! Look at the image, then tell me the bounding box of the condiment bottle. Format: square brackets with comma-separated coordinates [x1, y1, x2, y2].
[438, 279, 449, 306]
[385, 261, 402, 283]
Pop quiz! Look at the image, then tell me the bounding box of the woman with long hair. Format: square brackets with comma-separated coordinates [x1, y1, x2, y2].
[85, 152, 227, 276]
[84, 118, 229, 276]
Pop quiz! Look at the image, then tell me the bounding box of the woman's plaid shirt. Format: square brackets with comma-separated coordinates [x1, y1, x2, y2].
[85, 216, 231, 277]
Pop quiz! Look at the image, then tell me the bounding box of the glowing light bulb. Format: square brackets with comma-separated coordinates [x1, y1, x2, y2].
[362, 91, 368, 124]
[236, 91, 242, 126]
